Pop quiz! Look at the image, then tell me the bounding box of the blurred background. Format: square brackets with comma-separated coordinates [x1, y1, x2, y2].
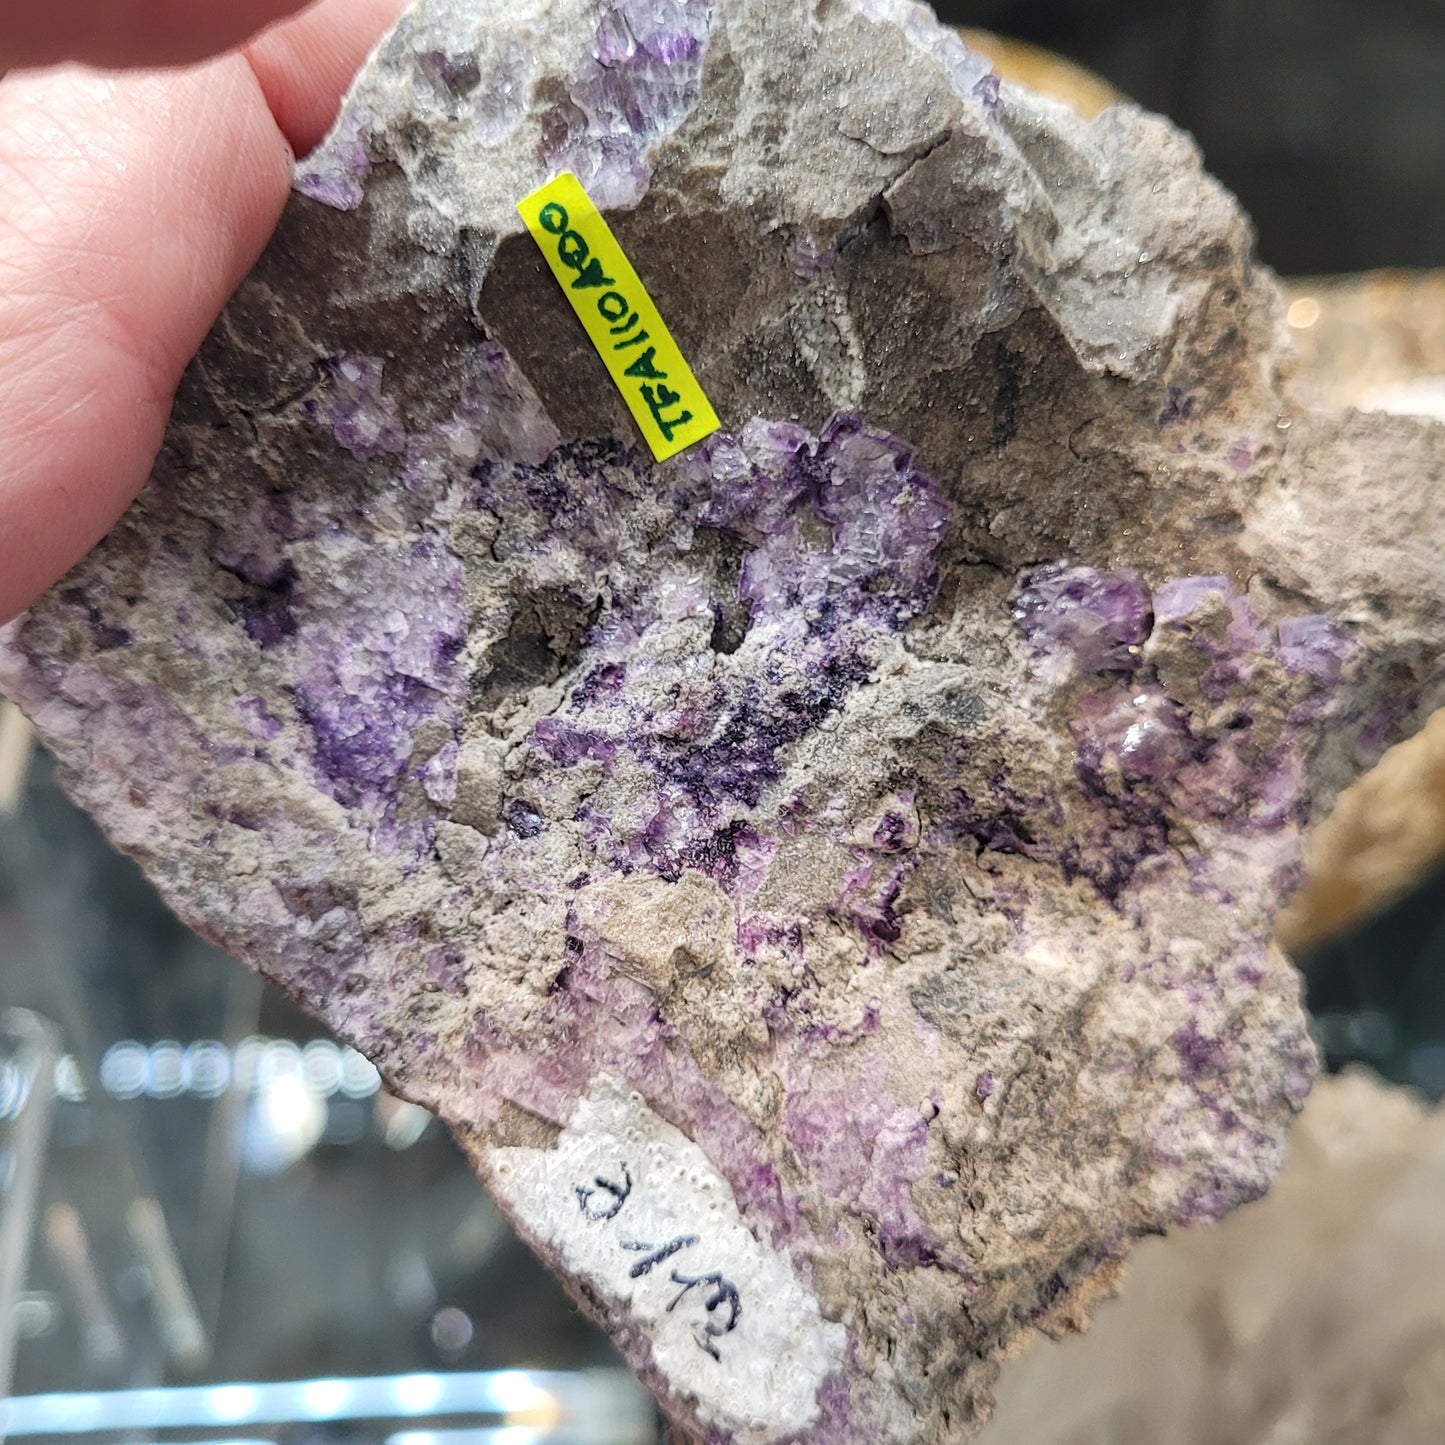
[3, 2, 1445, 1442]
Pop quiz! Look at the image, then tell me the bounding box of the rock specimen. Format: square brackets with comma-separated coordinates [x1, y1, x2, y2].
[1279, 706, 1445, 954]
[955, 27, 1119, 120]
[3, 0, 1444, 1439]
[1272, 269, 1445, 952]
[979, 1069, 1445, 1445]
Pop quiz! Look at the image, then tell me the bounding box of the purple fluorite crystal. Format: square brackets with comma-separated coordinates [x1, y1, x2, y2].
[1012, 564, 1151, 676]
[1277, 614, 1358, 685]
[543, 0, 710, 207]
[4, 1, 1444, 1441]
[1153, 574, 1267, 654]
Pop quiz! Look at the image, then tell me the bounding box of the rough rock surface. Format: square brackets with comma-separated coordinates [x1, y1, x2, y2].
[2, 1, 1443, 1440]
[1273, 269, 1445, 949]
[979, 1069, 1445, 1445]
[1280, 707, 1445, 954]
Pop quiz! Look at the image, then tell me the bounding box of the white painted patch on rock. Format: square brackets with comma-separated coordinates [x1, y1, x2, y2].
[489, 1075, 846, 1442]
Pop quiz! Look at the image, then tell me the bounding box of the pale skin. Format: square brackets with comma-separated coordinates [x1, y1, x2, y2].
[0, 0, 410, 624]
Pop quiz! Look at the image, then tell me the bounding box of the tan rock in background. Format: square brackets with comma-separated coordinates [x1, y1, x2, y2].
[1280, 709, 1445, 955]
[956, 30, 1120, 120]
[1284, 270, 1445, 421]
[981, 1069, 1445, 1445]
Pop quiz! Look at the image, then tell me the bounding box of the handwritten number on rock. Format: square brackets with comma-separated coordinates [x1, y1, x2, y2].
[667, 1269, 743, 1361]
[576, 1166, 632, 1221]
[622, 1234, 699, 1278]
[573, 1162, 742, 1361]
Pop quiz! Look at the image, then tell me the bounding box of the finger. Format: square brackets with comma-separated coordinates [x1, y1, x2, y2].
[0, 0, 406, 625]
[0, 60, 292, 624]
[244, 0, 408, 155]
[0, 0, 313, 71]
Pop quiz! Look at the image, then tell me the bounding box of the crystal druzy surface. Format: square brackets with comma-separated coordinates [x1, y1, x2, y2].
[4, 1, 1445, 1440]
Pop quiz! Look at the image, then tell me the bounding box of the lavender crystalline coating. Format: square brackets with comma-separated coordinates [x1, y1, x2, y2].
[541, 0, 710, 207]
[1012, 563, 1151, 676]
[5, 1, 1445, 1442]
[1277, 614, 1358, 685]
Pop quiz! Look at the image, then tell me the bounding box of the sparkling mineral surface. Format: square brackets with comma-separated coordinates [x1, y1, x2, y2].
[3, 1, 1444, 1440]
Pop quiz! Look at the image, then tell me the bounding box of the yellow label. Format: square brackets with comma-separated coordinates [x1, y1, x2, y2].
[518, 172, 720, 462]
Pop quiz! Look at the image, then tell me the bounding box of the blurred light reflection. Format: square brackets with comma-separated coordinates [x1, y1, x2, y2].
[0, 1370, 653, 1439]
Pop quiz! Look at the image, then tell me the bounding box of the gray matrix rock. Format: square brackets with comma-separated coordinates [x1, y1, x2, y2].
[3, 1, 1443, 1439]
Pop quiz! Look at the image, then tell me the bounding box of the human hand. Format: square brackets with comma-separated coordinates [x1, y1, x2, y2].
[0, 0, 409, 624]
